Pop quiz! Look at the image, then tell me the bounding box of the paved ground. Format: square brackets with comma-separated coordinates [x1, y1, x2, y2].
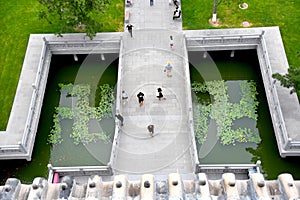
[113, 0, 194, 174]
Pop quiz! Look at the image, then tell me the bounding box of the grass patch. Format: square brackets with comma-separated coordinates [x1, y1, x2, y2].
[0, 0, 123, 130]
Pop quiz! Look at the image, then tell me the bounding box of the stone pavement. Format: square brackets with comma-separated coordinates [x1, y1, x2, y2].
[124, 0, 182, 30]
[113, 0, 195, 174]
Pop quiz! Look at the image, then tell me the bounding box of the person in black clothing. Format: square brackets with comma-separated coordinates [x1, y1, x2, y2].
[126, 24, 134, 37]
[147, 124, 154, 137]
[121, 90, 129, 104]
[115, 114, 124, 126]
[137, 91, 145, 106]
[173, 0, 179, 6]
[156, 88, 164, 100]
[173, 8, 181, 20]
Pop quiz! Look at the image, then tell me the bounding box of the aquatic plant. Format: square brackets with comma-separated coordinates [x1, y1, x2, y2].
[96, 84, 115, 120]
[48, 112, 63, 144]
[192, 80, 261, 145]
[48, 83, 114, 145]
[193, 104, 210, 144]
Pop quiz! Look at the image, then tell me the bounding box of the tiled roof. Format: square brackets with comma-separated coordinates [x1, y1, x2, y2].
[1, 172, 300, 199]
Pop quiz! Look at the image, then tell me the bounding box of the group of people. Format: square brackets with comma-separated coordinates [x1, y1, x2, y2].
[118, 60, 173, 136]
[118, 87, 166, 137]
[116, 89, 163, 137]
[171, 0, 181, 20]
[136, 87, 166, 107]
[116, 112, 155, 137]
[120, 59, 172, 108]
[125, 0, 181, 38]
[136, 89, 163, 137]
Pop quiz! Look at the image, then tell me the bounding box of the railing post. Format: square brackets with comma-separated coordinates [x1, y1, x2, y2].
[108, 37, 123, 172]
[47, 163, 53, 171]
[42, 36, 48, 44]
[183, 34, 200, 172]
[284, 138, 292, 150]
[18, 141, 27, 153]
[256, 160, 261, 173]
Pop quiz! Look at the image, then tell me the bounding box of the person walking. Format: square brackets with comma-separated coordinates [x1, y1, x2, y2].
[137, 91, 145, 106]
[173, 5, 181, 20]
[169, 35, 174, 50]
[115, 114, 124, 126]
[150, 0, 154, 6]
[164, 61, 173, 77]
[156, 88, 165, 100]
[147, 124, 154, 137]
[126, 0, 132, 6]
[126, 24, 134, 37]
[173, 0, 179, 6]
[121, 90, 129, 104]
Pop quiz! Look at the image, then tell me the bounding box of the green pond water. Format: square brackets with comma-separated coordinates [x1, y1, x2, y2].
[189, 50, 300, 178]
[0, 54, 119, 184]
[49, 54, 118, 167]
[0, 50, 300, 185]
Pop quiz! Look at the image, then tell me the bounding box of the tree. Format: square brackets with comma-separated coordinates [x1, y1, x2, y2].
[272, 68, 300, 97]
[38, 0, 110, 39]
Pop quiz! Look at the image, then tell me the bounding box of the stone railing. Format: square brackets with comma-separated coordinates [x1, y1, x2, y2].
[196, 161, 262, 178]
[4, 171, 300, 199]
[5, 170, 300, 200]
[22, 39, 48, 149]
[0, 38, 50, 160]
[186, 33, 262, 51]
[259, 33, 300, 153]
[109, 36, 124, 173]
[0, 143, 26, 153]
[47, 39, 120, 54]
[47, 164, 112, 183]
[183, 34, 200, 171]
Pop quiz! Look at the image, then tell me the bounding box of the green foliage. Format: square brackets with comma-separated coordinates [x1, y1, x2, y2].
[48, 83, 114, 145]
[191, 82, 207, 93]
[272, 68, 300, 96]
[56, 107, 73, 119]
[59, 83, 73, 94]
[96, 84, 115, 120]
[192, 80, 261, 145]
[193, 104, 210, 144]
[38, 0, 110, 39]
[48, 113, 63, 144]
[239, 81, 259, 119]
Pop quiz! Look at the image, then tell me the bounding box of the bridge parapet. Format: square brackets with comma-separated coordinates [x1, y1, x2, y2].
[1, 172, 300, 199]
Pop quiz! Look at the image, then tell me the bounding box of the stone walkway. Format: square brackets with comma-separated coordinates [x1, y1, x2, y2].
[113, 0, 195, 174]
